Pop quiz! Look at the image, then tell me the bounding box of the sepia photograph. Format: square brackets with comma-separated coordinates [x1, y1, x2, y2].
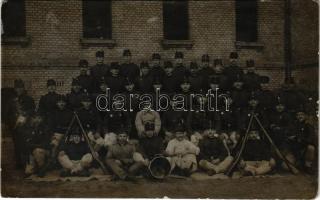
[1, 0, 318, 198]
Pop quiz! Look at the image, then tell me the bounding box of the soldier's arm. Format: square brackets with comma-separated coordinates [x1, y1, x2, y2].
[135, 112, 144, 136]
[154, 111, 161, 134]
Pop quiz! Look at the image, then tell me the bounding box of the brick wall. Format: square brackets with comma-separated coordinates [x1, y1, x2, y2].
[1, 0, 318, 103]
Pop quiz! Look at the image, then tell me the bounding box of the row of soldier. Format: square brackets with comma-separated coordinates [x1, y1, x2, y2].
[3, 50, 317, 179]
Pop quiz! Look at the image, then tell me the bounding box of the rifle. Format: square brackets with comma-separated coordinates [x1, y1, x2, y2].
[74, 111, 108, 174]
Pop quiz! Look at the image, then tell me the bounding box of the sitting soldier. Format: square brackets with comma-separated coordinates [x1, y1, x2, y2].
[282, 109, 315, 173]
[198, 129, 233, 175]
[239, 129, 276, 176]
[105, 130, 145, 181]
[21, 113, 50, 177]
[58, 130, 93, 177]
[165, 125, 200, 177]
[135, 103, 161, 138]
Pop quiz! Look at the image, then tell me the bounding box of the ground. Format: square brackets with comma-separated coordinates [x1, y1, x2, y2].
[1, 137, 318, 198]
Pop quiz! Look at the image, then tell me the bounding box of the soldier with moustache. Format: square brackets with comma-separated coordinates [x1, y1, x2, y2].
[105, 62, 125, 95]
[188, 62, 207, 92]
[223, 52, 244, 91]
[38, 79, 60, 119]
[162, 61, 179, 94]
[66, 78, 84, 111]
[137, 61, 154, 94]
[90, 50, 110, 93]
[149, 53, 166, 82]
[120, 49, 140, 82]
[172, 51, 189, 86]
[76, 59, 94, 94]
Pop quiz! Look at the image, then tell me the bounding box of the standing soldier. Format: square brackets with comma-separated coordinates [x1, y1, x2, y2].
[172, 51, 188, 85]
[179, 76, 192, 110]
[213, 59, 228, 91]
[120, 49, 140, 82]
[224, 52, 244, 91]
[230, 74, 249, 119]
[90, 50, 109, 93]
[105, 62, 125, 95]
[243, 59, 262, 92]
[9, 79, 35, 169]
[149, 53, 165, 82]
[38, 79, 60, 119]
[76, 59, 94, 94]
[66, 78, 84, 111]
[199, 54, 214, 82]
[162, 61, 178, 94]
[137, 61, 153, 94]
[189, 62, 206, 92]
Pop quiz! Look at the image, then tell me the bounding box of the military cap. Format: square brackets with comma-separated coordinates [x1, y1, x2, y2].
[175, 51, 184, 59]
[152, 53, 161, 60]
[174, 123, 186, 133]
[246, 59, 255, 68]
[180, 76, 190, 84]
[110, 62, 120, 70]
[190, 62, 198, 69]
[124, 77, 134, 86]
[201, 54, 210, 62]
[210, 75, 220, 84]
[71, 78, 81, 86]
[79, 59, 89, 67]
[145, 122, 155, 131]
[164, 61, 173, 68]
[47, 79, 56, 87]
[80, 92, 92, 102]
[14, 79, 24, 88]
[140, 61, 150, 69]
[214, 59, 223, 66]
[96, 50, 104, 58]
[229, 52, 239, 59]
[123, 49, 131, 57]
[57, 94, 67, 102]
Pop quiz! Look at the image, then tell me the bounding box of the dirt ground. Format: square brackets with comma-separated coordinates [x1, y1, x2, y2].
[1, 137, 318, 198]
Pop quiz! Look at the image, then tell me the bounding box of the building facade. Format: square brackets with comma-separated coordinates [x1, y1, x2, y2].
[1, 0, 318, 102]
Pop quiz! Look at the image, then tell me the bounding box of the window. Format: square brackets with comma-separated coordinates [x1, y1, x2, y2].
[236, 0, 258, 42]
[82, 0, 112, 39]
[1, 0, 26, 37]
[163, 1, 189, 40]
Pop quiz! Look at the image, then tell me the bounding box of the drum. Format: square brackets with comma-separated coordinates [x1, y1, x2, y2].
[148, 155, 171, 179]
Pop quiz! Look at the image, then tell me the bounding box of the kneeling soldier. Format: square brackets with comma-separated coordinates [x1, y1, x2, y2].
[239, 129, 276, 176]
[165, 125, 200, 177]
[198, 129, 233, 176]
[105, 130, 144, 180]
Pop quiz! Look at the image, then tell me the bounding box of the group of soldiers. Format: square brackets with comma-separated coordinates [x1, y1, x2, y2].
[3, 49, 317, 180]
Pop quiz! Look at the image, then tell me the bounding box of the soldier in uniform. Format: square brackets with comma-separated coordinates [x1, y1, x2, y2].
[178, 76, 192, 110]
[223, 52, 244, 91]
[38, 79, 60, 119]
[120, 49, 140, 82]
[213, 59, 228, 91]
[76, 59, 94, 93]
[137, 61, 153, 94]
[239, 128, 276, 176]
[66, 78, 84, 111]
[135, 104, 161, 138]
[90, 50, 110, 93]
[230, 74, 249, 120]
[198, 129, 233, 175]
[162, 61, 179, 94]
[6, 79, 35, 168]
[243, 59, 262, 92]
[23, 113, 51, 177]
[105, 130, 145, 181]
[149, 53, 165, 82]
[172, 51, 189, 85]
[282, 109, 316, 173]
[199, 54, 214, 82]
[105, 62, 125, 95]
[189, 62, 207, 92]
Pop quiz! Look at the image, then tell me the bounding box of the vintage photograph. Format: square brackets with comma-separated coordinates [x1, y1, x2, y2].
[1, 0, 318, 198]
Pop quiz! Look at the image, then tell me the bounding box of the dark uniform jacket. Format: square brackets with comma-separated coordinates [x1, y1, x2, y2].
[199, 67, 215, 81]
[223, 65, 244, 90]
[76, 74, 94, 94]
[49, 108, 74, 134]
[66, 90, 84, 111]
[187, 109, 212, 134]
[199, 136, 228, 161]
[242, 138, 272, 161]
[243, 72, 262, 92]
[61, 133, 90, 160]
[138, 136, 164, 159]
[38, 92, 60, 117]
[102, 110, 131, 133]
[136, 74, 154, 94]
[268, 110, 294, 146]
[120, 63, 140, 81]
[90, 64, 109, 92]
[276, 88, 306, 112]
[149, 66, 165, 82]
[162, 109, 188, 132]
[189, 73, 206, 92]
[105, 75, 125, 94]
[162, 74, 179, 94]
[77, 106, 100, 132]
[172, 65, 189, 85]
